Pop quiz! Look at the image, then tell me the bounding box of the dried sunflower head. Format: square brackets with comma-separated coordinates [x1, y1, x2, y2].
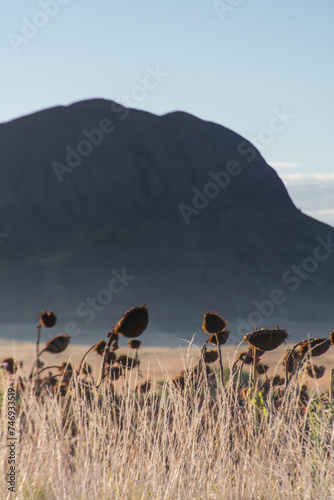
[272, 375, 285, 386]
[283, 348, 302, 373]
[243, 327, 288, 351]
[45, 376, 58, 389]
[306, 364, 326, 379]
[202, 312, 227, 334]
[58, 362, 74, 374]
[299, 385, 309, 408]
[299, 337, 331, 357]
[238, 348, 264, 365]
[257, 363, 269, 375]
[1, 358, 16, 374]
[108, 366, 121, 381]
[94, 340, 106, 356]
[204, 350, 219, 364]
[128, 339, 141, 349]
[105, 351, 116, 365]
[208, 330, 230, 346]
[114, 305, 149, 338]
[43, 335, 70, 354]
[59, 384, 68, 397]
[117, 354, 138, 369]
[39, 311, 57, 328]
[137, 380, 151, 393]
[172, 375, 185, 390]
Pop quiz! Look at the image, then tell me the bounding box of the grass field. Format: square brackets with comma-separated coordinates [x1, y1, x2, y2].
[1, 313, 334, 499]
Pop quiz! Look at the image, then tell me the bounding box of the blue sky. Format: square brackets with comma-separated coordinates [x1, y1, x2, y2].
[1, 0, 333, 224]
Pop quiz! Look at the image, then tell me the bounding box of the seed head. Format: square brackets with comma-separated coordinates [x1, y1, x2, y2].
[238, 348, 264, 365]
[243, 327, 288, 351]
[202, 312, 227, 334]
[42, 335, 70, 354]
[204, 350, 219, 364]
[257, 363, 269, 375]
[299, 337, 331, 357]
[172, 375, 185, 390]
[113, 305, 149, 338]
[94, 340, 106, 356]
[117, 354, 138, 369]
[129, 339, 141, 349]
[58, 362, 74, 374]
[306, 364, 326, 378]
[283, 348, 302, 373]
[1, 358, 16, 374]
[272, 375, 285, 386]
[39, 311, 57, 328]
[108, 366, 121, 381]
[137, 380, 151, 393]
[208, 330, 230, 346]
[105, 351, 116, 365]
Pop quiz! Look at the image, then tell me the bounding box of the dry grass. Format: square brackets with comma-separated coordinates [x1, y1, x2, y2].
[1, 309, 334, 499]
[1, 339, 333, 390]
[1, 342, 334, 499]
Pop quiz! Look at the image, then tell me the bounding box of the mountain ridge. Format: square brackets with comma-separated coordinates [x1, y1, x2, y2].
[0, 99, 333, 343]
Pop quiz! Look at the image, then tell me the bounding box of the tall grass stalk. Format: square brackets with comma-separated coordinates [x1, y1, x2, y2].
[1, 352, 334, 499]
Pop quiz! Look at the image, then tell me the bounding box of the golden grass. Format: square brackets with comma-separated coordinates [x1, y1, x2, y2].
[1, 339, 333, 390]
[0, 342, 333, 499]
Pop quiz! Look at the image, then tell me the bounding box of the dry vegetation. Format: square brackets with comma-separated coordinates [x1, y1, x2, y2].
[1, 307, 334, 499]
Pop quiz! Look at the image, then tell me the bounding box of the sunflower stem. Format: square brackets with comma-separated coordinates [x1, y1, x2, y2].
[252, 347, 259, 393]
[77, 344, 96, 375]
[97, 336, 114, 387]
[330, 368, 334, 402]
[252, 347, 260, 431]
[37, 365, 61, 376]
[215, 333, 224, 389]
[30, 323, 42, 382]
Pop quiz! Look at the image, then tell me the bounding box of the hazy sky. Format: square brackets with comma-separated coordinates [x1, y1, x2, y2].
[1, 0, 333, 224]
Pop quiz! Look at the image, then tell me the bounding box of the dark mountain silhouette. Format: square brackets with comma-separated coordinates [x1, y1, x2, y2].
[1, 98, 333, 344]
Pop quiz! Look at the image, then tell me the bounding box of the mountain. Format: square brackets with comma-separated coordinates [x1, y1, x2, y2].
[0, 98, 333, 345]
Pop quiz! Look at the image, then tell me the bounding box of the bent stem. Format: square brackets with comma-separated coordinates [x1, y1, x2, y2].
[285, 339, 311, 391]
[97, 335, 115, 387]
[38, 365, 60, 376]
[252, 347, 260, 430]
[330, 368, 334, 402]
[252, 347, 259, 393]
[215, 333, 225, 389]
[77, 344, 96, 375]
[29, 324, 42, 382]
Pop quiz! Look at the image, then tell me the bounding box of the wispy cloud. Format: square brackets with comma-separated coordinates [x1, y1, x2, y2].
[282, 173, 334, 185]
[270, 161, 300, 168]
[280, 173, 334, 227]
[308, 209, 334, 216]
